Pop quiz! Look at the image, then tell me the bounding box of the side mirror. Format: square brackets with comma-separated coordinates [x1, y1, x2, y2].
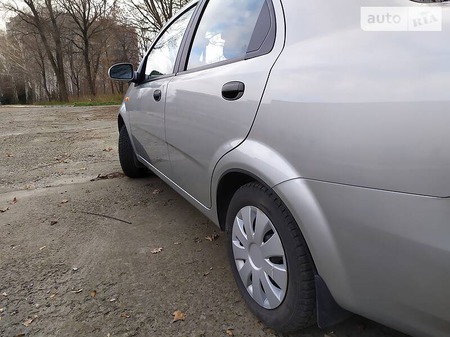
[108, 63, 136, 82]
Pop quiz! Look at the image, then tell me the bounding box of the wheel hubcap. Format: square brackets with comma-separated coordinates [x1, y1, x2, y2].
[231, 206, 287, 309]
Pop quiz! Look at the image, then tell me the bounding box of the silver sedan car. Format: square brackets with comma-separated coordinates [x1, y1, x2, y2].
[109, 0, 450, 336]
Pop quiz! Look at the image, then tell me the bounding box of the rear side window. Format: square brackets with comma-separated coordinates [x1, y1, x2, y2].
[187, 0, 270, 70]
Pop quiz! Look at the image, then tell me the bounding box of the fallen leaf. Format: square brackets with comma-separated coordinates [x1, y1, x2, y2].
[203, 271, 210, 276]
[103, 147, 113, 152]
[90, 290, 97, 298]
[71, 289, 83, 294]
[22, 315, 38, 327]
[151, 247, 163, 254]
[90, 172, 124, 181]
[262, 327, 277, 334]
[39, 246, 47, 251]
[49, 294, 57, 299]
[1, 292, 7, 297]
[109, 298, 117, 302]
[172, 310, 186, 323]
[5, 153, 14, 157]
[60, 199, 69, 204]
[0, 207, 9, 213]
[226, 329, 234, 336]
[55, 153, 70, 162]
[205, 234, 219, 242]
[120, 312, 130, 319]
[152, 189, 163, 195]
[50, 220, 58, 226]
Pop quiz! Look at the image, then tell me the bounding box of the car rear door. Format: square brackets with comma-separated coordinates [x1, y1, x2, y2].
[164, 0, 284, 207]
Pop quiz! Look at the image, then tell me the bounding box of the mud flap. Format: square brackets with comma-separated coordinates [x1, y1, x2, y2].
[315, 275, 353, 328]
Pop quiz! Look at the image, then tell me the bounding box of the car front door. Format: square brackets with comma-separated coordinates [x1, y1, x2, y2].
[165, 0, 283, 207]
[126, 5, 196, 175]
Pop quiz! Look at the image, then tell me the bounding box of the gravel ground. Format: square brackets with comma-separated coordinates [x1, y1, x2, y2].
[0, 105, 410, 337]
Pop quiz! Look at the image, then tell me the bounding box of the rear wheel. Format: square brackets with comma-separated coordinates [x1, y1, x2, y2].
[226, 182, 316, 333]
[118, 126, 148, 178]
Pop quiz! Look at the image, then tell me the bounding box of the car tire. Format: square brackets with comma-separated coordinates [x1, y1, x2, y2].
[226, 182, 316, 333]
[118, 126, 148, 178]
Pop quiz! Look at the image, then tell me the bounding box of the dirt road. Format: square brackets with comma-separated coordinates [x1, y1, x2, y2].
[0, 106, 408, 337]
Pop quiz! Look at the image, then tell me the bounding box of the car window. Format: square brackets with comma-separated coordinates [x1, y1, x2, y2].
[187, 0, 267, 70]
[143, 7, 195, 81]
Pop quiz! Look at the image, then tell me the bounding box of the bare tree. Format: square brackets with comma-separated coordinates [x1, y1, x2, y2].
[58, 0, 116, 96]
[125, 0, 189, 51]
[131, 0, 181, 32]
[5, 15, 55, 101]
[0, 20, 41, 103]
[0, 30, 16, 104]
[1, 0, 171, 103]
[62, 35, 82, 97]
[1, 0, 69, 101]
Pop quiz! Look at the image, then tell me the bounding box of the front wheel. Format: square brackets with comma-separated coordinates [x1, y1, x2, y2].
[226, 182, 316, 333]
[118, 126, 148, 178]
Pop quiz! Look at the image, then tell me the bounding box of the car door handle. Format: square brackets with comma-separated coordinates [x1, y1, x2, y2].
[153, 89, 162, 102]
[222, 81, 245, 101]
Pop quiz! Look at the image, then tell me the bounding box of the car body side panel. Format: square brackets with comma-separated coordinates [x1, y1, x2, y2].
[257, 0, 450, 197]
[273, 178, 450, 337]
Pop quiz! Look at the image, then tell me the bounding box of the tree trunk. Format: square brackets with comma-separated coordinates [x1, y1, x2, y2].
[46, 0, 69, 101]
[22, 0, 69, 102]
[83, 37, 96, 96]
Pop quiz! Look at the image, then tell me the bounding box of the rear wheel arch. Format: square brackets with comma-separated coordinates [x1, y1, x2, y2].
[216, 171, 351, 330]
[216, 170, 317, 270]
[216, 171, 258, 231]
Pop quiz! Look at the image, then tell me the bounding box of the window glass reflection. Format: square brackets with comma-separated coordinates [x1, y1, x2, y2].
[187, 0, 265, 70]
[144, 7, 195, 80]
